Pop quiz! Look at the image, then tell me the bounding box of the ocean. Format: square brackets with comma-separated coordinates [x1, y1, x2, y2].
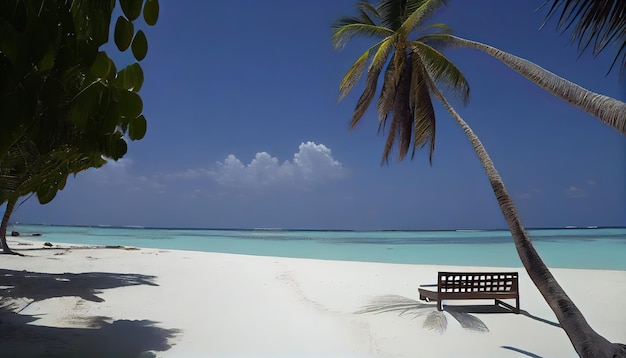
[7, 224, 626, 271]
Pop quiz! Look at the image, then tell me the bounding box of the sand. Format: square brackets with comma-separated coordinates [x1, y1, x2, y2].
[1, 238, 624, 357]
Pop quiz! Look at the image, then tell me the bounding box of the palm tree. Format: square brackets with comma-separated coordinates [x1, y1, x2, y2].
[419, 34, 626, 135]
[332, 1, 626, 357]
[540, 0, 626, 79]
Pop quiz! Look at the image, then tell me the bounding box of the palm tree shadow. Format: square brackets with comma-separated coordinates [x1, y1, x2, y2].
[501, 345, 543, 358]
[355, 295, 561, 336]
[354, 295, 489, 334]
[0, 268, 180, 357]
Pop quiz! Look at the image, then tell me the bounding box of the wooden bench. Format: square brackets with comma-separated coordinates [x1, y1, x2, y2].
[418, 272, 520, 313]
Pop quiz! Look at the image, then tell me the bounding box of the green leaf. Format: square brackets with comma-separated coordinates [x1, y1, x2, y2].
[91, 51, 112, 78]
[38, 48, 55, 72]
[118, 90, 143, 118]
[128, 114, 147, 140]
[114, 16, 134, 51]
[120, 0, 143, 21]
[131, 30, 148, 61]
[143, 0, 159, 26]
[36, 185, 58, 204]
[107, 134, 128, 160]
[68, 82, 107, 128]
[114, 63, 144, 92]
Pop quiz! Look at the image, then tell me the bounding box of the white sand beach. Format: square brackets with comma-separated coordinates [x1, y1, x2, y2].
[1, 238, 624, 357]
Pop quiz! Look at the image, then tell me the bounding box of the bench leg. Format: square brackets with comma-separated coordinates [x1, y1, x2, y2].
[495, 299, 520, 314]
[438, 300, 443, 311]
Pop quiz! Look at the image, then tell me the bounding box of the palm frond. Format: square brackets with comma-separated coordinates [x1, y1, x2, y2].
[540, 0, 626, 78]
[334, 15, 371, 28]
[409, 56, 436, 163]
[376, 0, 441, 30]
[381, 109, 398, 165]
[377, 0, 410, 30]
[411, 40, 470, 105]
[350, 64, 384, 128]
[422, 33, 626, 134]
[380, 52, 408, 163]
[356, 0, 380, 21]
[389, 57, 413, 162]
[356, 9, 376, 26]
[421, 22, 452, 34]
[339, 48, 373, 102]
[370, 37, 395, 72]
[339, 38, 393, 102]
[332, 23, 394, 50]
[377, 62, 397, 128]
[398, 0, 448, 37]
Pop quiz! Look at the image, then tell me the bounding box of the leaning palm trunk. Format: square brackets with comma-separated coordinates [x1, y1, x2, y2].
[1, 197, 17, 254]
[428, 84, 626, 357]
[434, 35, 626, 136]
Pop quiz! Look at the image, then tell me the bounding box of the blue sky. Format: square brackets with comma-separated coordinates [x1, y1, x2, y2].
[11, 1, 626, 230]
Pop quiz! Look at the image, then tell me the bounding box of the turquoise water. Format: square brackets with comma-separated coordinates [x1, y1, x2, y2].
[8, 224, 626, 271]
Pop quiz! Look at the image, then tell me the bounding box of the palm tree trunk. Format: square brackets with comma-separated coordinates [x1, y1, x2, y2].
[1, 197, 17, 254]
[428, 85, 626, 357]
[441, 35, 626, 136]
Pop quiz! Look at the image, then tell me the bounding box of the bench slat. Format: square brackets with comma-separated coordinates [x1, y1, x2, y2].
[419, 271, 520, 313]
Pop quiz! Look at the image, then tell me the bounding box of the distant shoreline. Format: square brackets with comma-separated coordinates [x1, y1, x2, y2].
[9, 222, 626, 232]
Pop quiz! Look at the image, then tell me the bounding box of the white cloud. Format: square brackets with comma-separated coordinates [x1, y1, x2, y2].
[517, 188, 540, 200]
[565, 186, 587, 198]
[84, 157, 165, 192]
[73, 142, 344, 196]
[209, 141, 345, 188]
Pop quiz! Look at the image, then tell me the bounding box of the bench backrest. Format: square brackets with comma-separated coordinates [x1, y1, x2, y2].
[437, 272, 518, 294]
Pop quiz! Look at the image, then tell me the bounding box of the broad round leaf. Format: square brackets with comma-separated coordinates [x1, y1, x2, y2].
[118, 90, 143, 118]
[143, 0, 159, 26]
[36, 185, 58, 204]
[128, 114, 147, 140]
[107, 134, 128, 160]
[68, 82, 107, 128]
[91, 52, 112, 78]
[131, 30, 148, 61]
[114, 63, 144, 92]
[114, 16, 134, 51]
[120, 0, 143, 21]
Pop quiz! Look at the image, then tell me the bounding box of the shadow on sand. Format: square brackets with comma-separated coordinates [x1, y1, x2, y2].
[0, 268, 180, 357]
[356, 295, 560, 331]
[355, 294, 492, 333]
[356, 295, 558, 357]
